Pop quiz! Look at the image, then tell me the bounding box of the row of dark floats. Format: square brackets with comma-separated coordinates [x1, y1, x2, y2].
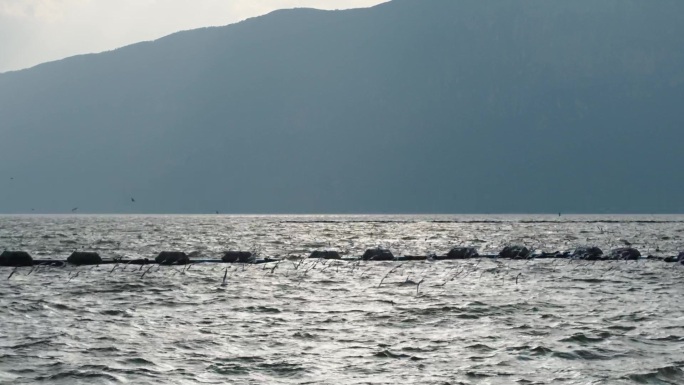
[1, 246, 684, 267]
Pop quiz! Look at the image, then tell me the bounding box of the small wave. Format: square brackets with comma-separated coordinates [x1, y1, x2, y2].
[232, 356, 266, 363]
[552, 348, 624, 361]
[572, 278, 606, 283]
[516, 345, 554, 356]
[256, 362, 308, 375]
[89, 343, 119, 351]
[530, 346, 553, 355]
[36, 369, 123, 383]
[607, 325, 637, 331]
[404, 304, 493, 319]
[241, 306, 281, 313]
[122, 357, 156, 366]
[373, 350, 423, 360]
[627, 365, 684, 384]
[207, 363, 250, 375]
[465, 371, 493, 378]
[400, 346, 439, 353]
[559, 332, 610, 344]
[466, 343, 496, 352]
[50, 303, 75, 311]
[606, 312, 652, 323]
[650, 335, 684, 342]
[293, 332, 318, 340]
[10, 339, 54, 349]
[100, 309, 126, 316]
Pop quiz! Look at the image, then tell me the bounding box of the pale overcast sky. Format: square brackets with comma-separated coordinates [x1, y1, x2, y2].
[0, 0, 386, 73]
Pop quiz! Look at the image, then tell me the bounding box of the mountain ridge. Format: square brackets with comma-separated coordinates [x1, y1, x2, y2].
[1, 0, 683, 213]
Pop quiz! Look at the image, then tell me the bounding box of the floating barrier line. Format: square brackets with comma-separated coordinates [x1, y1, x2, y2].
[1, 247, 682, 267]
[0, 254, 680, 267]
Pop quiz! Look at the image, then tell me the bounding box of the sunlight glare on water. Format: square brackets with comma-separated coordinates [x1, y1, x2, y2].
[1, 214, 683, 384]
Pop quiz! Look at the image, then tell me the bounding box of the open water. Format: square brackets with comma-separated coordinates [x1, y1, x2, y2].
[1, 214, 684, 384]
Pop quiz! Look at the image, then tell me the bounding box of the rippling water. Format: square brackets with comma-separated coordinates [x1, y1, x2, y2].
[1, 215, 684, 384]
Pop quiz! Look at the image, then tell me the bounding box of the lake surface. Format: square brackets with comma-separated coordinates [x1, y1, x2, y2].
[1, 215, 684, 384]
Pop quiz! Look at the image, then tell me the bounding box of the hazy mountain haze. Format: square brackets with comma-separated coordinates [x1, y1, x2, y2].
[1, 0, 683, 213]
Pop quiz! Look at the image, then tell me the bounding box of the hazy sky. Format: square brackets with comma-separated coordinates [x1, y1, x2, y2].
[0, 0, 386, 73]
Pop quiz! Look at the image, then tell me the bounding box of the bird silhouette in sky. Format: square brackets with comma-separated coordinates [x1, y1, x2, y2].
[131, 197, 135, 202]
[71, 207, 78, 212]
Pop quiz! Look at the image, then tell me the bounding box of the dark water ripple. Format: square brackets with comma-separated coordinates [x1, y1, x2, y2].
[1, 215, 684, 384]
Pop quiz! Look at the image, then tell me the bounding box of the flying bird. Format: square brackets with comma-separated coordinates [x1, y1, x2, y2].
[71, 207, 78, 212]
[131, 197, 135, 202]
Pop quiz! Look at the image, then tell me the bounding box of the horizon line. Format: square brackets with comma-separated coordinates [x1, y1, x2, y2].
[1, 212, 683, 216]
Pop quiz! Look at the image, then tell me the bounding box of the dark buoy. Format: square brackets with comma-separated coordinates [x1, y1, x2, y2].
[445, 247, 479, 260]
[499, 246, 531, 259]
[609, 247, 640, 260]
[308, 250, 341, 259]
[67, 251, 102, 265]
[221, 251, 254, 263]
[155, 251, 189, 265]
[0, 251, 33, 267]
[362, 248, 394, 261]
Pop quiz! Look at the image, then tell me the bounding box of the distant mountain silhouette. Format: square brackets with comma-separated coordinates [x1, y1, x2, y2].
[1, 0, 683, 213]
